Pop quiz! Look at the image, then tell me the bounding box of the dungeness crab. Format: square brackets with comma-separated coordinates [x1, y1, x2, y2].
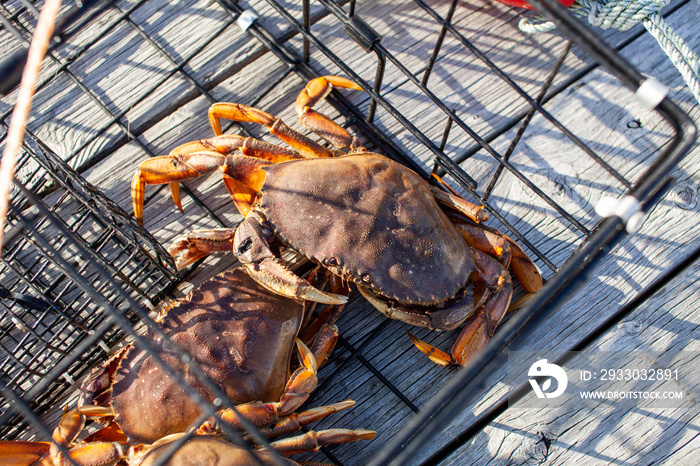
[2, 427, 365, 465]
[0, 268, 373, 465]
[131, 76, 543, 366]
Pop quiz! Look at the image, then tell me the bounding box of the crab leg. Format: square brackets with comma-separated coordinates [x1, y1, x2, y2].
[199, 134, 301, 161]
[51, 406, 115, 451]
[53, 441, 138, 466]
[255, 400, 356, 439]
[0, 440, 50, 465]
[301, 272, 350, 363]
[234, 214, 348, 305]
[468, 248, 511, 290]
[207, 339, 322, 432]
[431, 186, 488, 223]
[220, 153, 272, 216]
[168, 228, 237, 269]
[133, 136, 297, 223]
[27, 405, 122, 466]
[268, 428, 376, 456]
[410, 251, 514, 366]
[209, 102, 333, 158]
[501, 234, 543, 293]
[453, 217, 512, 268]
[450, 277, 513, 366]
[295, 76, 363, 150]
[452, 215, 543, 293]
[132, 150, 226, 224]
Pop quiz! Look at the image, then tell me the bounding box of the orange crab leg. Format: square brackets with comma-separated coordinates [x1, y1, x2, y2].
[431, 185, 488, 223]
[133, 136, 297, 224]
[220, 153, 270, 193]
[255, 400, 356, 439]
[410, 251, 514, 367]
[409, 279, 513, 367]
[204, 339, 320, 433]
[307, 323, 340, 368]
[407, 332, 453, 367]
[53, 441, 136, 466]
[83, 423, 128, 443]
[209, 102, 333, 158]
[295, 76, 363, 113]
[295, 76, 364, 150]
[453, 218, 512, 267]
[451, 214, 543, 293]
[168, 228, 237, 269]
[450, 278, 513, 366]
[200, 134, 301, 162]
[132, 150, 226, 224]
[221, 174, 258, 217]
[301, 272, 350, 359]
[269, 428, 376, 456]
[51, 405, 115, 451]
[502, 234, 543, 293]
[0, 440, 50, 465]
[219, 153, 272, 216]
[468, 248, 509, 289]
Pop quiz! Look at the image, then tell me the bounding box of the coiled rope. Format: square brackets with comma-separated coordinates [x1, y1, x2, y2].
[519, 0, 700, 106]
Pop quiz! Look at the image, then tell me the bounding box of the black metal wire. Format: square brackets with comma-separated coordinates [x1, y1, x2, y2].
[367, 3, 696, 464]
[10, 181, 282, 466]
[0, 129, 179, 438]
[425, 238, 700, 465]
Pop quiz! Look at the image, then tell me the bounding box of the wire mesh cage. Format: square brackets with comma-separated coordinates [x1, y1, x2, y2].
[0, 128, 179, 440]
[0, 0, 695, 465]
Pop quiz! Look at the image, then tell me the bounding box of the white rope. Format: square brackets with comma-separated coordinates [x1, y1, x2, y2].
[519, 0, 700, 106]
[0, 0, 63, 252]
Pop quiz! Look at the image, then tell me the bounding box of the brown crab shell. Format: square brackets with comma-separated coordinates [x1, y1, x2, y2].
[82, 268, 305, 444]
[139, 435, 299, 466]
[259, 152, 477, 305]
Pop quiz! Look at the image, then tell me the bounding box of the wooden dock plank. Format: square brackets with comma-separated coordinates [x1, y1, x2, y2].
[403, 2, 700, 464]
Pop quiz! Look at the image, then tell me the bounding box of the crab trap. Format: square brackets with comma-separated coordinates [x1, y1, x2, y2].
[0, 0, 696, 465]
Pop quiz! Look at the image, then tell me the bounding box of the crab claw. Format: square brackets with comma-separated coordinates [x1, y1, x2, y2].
[295, 76, 364, 150]
[167, 229, 237, 269]
[243, 256, 349, 305]
[234, 215, 348, 305]
[132, 151, 226, 224]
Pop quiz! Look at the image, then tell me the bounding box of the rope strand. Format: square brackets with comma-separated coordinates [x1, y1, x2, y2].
[519, 0, 700, 105]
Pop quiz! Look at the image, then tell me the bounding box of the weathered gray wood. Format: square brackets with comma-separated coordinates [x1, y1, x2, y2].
[402, 3, 700, 465]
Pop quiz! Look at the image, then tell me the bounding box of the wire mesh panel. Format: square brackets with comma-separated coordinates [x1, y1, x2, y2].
[0, 0, 695, 465]
[0, 130, 179, 440]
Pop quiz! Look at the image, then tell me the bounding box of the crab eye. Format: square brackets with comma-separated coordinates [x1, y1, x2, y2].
[361, 273, 372, 283]
[237, 237, 253, 254]
[326, 257, 338, 266]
